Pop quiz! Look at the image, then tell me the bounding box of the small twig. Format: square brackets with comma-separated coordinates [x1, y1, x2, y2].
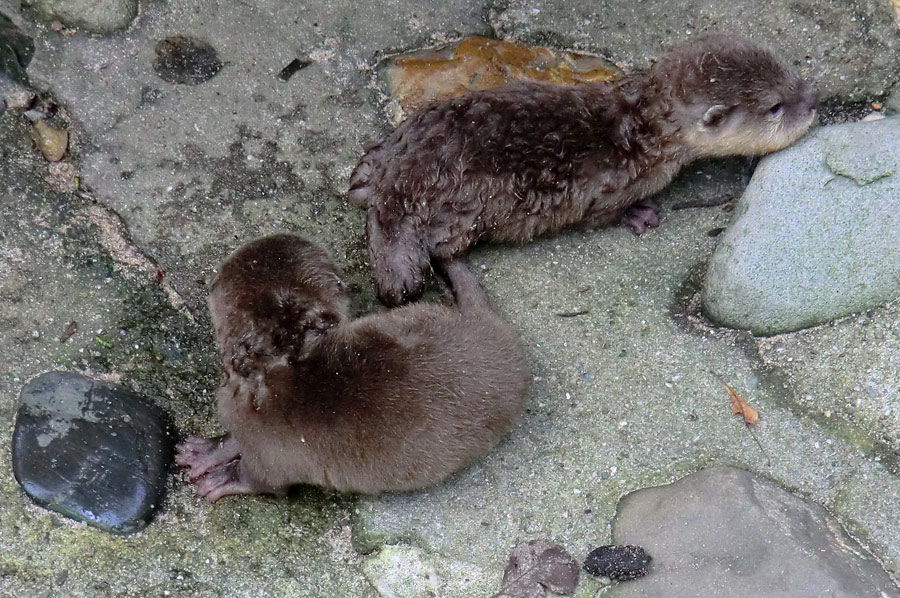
[671, 195, 735, 210]
[555, 309, 590, 318]
[745, 425, 772, 467]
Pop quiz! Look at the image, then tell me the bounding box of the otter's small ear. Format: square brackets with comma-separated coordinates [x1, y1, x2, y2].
[700, 104, 732, 129]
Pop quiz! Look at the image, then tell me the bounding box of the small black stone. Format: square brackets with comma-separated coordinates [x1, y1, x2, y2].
[0, 13, 35, 85]
[12, 371, 174, 534]
[153, 35, 222, 85]
[583, 544, 652, 581]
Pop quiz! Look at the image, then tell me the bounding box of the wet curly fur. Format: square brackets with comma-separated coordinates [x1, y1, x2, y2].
[176, 235, 528, 500]
[350, 34, 817, 306]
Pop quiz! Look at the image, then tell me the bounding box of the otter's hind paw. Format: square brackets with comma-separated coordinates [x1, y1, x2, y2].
[622, 200, 660, 235]
[191, 460, 257, 502]
[376, 267, 429, 306]
[372, 247, 432, 307]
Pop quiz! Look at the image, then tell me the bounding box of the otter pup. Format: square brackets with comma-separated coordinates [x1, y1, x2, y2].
[175, 234, 528, 500]
[349, 34, 817, 306]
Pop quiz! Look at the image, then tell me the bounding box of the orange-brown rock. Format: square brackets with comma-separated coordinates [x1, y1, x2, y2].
[382, 36, 618, 121]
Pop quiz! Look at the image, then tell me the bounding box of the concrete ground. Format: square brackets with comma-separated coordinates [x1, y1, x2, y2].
[0, 0, 898, 596]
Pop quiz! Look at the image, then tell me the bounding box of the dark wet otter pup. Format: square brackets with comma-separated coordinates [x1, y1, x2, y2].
[176, 234, 528, 500]
[349, 34, 817, 306]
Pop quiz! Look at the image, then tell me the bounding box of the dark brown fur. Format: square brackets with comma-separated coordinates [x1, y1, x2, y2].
[350, 34, 817, 306]
[176, 234, 528, 500]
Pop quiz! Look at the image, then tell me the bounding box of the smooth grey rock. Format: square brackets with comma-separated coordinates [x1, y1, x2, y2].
[12, 371, 173, 534]
[702, 118, 900, 335]
[23, 0, 137, 33]
[606, 467, 900, 598]
[361, 544, 486, 598]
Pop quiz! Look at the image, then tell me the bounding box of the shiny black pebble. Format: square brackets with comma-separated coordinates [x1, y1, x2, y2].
[12, 371, 174, 534]
[583, 544, 652, 581]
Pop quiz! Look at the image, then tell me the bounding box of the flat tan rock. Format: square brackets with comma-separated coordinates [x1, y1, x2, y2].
[381, 36, 617, 122]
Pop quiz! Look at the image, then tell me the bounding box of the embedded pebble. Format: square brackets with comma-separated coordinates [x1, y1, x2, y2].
[30, 120, 68, 162]
[5, 90, 35, 110]
[500, 540, 579, 596]
[12, 371, 174, 534]
[153, 36, 223, 85]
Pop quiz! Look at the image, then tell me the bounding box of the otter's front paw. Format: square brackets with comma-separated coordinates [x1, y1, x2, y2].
[175, 434, 240, 481]
[622, 200, 660, 235]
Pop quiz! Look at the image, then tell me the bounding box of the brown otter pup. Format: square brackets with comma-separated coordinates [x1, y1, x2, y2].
[349, 34, 817, 306]
[175, 234, 528, 500]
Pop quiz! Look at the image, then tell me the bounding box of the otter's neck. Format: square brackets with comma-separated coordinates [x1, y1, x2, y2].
[614, 72, 696, 164]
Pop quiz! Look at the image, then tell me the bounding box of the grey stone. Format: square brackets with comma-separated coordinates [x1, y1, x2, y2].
[500, 540, 579, 596]
[23, 0, 137, 33]
[702, 117, 900, 335]
[0, 12, 33, 85]
[361, 544, 487, 598]
[606, 467, 900, 598]
[12, 371, 173, 534]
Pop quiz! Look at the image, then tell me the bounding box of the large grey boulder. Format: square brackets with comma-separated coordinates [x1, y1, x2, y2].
[605, 467, 900, 598]
[703, 117, 900, 335]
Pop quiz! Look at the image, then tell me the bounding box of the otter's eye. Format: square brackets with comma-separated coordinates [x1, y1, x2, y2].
[769, 103, 784, 117]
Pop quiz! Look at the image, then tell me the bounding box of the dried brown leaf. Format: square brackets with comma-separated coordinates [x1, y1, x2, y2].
[724, 383, 758, 425]
[58, 321, 77, 342]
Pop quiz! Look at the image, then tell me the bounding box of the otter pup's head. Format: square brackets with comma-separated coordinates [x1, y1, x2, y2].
[651, 34, 817, 158]
[210, 234, 349, 366]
